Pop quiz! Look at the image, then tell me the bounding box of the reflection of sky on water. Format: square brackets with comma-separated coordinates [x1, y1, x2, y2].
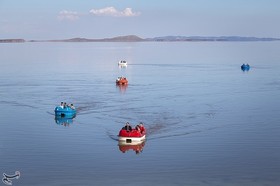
[0, 42, 280, 185]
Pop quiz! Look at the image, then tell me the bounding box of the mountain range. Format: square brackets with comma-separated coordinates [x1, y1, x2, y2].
[1, 35, 280, 43]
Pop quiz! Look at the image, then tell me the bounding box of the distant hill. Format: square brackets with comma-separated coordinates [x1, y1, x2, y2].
[34, 35, 280, 42]
[1, 35, 280, 43]
[0, 39, 25, 43]
[102, 35, 144, 42]
[45, 35, 144, 42]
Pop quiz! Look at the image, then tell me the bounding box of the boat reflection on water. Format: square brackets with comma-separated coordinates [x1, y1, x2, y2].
[55, 115, 76, 127]
[118, 141, 146, 154]
[116, 84, 128, 93]
[118, 65, 127, 69]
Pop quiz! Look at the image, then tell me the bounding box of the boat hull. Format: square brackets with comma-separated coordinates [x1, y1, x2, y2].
[116, 78, 128, 85]
[118, 60, 127, 66]
[54, 107, 76, 117]
[241, 64, 250, 71]
[118, 135, 146, 143]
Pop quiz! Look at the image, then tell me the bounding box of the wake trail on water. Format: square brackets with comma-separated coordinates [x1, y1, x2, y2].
[105, 107, 223, 142]
[0, 100, 39, 109]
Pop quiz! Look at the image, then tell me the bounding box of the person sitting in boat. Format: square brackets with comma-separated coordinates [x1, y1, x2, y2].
[135, 124, 141, 132]
[66, 103, 75, 109]
[122, 122, 132, 132]
[70, 104, 75, 110]
[138, 122, 145, 133]
[60, 102, 64, 108]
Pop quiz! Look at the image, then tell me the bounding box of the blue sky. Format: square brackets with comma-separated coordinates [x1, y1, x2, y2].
[1, 0, 280, 39]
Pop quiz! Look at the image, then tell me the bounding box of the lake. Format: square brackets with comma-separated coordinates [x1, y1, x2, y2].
[0, 41, 280, 186]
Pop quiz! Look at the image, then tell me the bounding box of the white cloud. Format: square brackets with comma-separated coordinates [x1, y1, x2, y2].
[89, 7, 140, 17]
[58, 10, 80, 21]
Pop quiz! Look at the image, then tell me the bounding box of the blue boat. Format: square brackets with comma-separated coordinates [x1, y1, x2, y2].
[241, 64, 250, 71]
[54, 106, 76, 117]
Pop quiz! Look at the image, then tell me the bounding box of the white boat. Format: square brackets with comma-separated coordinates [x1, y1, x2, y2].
[118, 60, 127, 66]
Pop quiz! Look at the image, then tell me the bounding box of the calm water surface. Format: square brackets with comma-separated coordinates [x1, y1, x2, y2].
[0, 42, 280, 186]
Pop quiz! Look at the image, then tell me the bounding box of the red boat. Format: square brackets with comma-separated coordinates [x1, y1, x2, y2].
[118, 123, 146, 143]
[116, 77, 128, 85]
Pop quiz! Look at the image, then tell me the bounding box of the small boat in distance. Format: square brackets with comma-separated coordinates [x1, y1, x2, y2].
[118, 60, 127, 66]
[241, 63, 250, 71]
[116, 76, 128, 85]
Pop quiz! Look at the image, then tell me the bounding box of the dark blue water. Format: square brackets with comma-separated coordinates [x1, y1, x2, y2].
[0, 42, 280, 185]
